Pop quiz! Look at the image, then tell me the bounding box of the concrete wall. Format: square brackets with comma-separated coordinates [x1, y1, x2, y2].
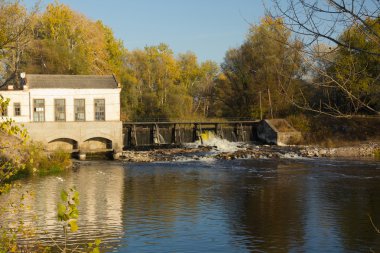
[257, 119, 302, 146]
[22, 121, 123, 152]
[0, 90, 30, 122]
[0, 88, 121, 122]
[257, 120, 278, 145]
[277, 131, 302, 146]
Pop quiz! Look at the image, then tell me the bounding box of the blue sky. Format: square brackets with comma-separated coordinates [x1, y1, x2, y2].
[25, 0, 267, 64]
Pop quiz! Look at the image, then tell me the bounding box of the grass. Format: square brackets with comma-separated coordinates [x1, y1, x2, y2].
[375, 149, 380, 159]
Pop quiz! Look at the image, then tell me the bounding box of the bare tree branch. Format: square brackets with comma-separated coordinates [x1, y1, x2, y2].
[270, 0, 380, 56]
[266, 0, 380, 117]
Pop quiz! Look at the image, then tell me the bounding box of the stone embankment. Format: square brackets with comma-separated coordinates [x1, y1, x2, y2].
[299, 143, 379, 158]
[118, 143, 379, 162]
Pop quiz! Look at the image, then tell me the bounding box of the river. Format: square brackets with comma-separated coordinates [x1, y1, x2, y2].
[2, 157, 380, 252]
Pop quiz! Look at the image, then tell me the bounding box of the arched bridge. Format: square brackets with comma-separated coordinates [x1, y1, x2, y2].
[23, 121, 123, 152]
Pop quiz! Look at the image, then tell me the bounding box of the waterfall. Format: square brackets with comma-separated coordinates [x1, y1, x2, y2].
[158, 133, 166, 144]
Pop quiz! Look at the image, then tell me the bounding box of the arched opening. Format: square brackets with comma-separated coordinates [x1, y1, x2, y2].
[48, 138, 78, 151]
[82, 137, 112, 151]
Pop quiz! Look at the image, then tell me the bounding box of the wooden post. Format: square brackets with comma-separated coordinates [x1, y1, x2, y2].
[176, 124, 182, 144]
[193, 123, 202, 142]
[240, 123, 245, 142]
[172, 124, 176, 144]
[267, 88, 273, 119]
[234, 123, 245, 142]
[193, 123, 198, 142]
[150, 125, 154, 145]
[259, 91, 263, 120]
[131, 124, 137, 147]
[172, 123, 181, 144]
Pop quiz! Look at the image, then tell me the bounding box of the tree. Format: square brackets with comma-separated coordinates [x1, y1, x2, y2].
[214, 17, 303, 119]
[197, 60, 219, 117]
[23, 2, 125, 75]
[177, 53, 219, 117]
[121, 44, 219, 120]
[0, 0, 35, 88]
[271, 0, 380, 117]
[328, 18, 380, 114]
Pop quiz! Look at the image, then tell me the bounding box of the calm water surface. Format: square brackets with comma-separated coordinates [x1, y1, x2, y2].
[2, 158, 380, 252]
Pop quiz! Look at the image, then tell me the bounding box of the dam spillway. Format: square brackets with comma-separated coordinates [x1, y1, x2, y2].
[122, 121, 260, 148]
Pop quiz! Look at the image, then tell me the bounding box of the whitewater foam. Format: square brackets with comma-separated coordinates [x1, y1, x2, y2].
[185, 133, 245, 153]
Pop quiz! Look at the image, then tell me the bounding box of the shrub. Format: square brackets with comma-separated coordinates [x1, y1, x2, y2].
[286, 114, 380, 147]
[24, 142, 71, 176]
[286, 114, 311, 133]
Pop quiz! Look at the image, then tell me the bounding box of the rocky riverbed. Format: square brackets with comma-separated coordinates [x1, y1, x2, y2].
[118, 143, 380, 162]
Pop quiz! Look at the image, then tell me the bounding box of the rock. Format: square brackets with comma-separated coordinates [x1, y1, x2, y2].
[118, 142, 380, 163]
[79, 153, 86, 161]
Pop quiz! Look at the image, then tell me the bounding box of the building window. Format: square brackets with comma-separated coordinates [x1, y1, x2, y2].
[33, 99, 45, 122]
[74, 99, 85, 121]
[55, 99, 66, 121]
[14, 103, 21, 116]
[94, 99, 105, 121]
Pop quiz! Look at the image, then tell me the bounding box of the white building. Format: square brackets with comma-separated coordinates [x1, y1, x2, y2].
[0, 74, 123, 152]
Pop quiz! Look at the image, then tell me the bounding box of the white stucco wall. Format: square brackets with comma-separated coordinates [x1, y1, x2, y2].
[0, 88, 121, 122]
[0, 90, 30, 122]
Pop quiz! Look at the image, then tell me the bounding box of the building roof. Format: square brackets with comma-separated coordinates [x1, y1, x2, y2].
[263, 119, 299, 133]
[26, 74, 119, 89]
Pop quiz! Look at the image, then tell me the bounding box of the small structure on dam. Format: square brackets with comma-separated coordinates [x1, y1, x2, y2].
[257, 119, 302, 146]
[0, 73, 123, 154]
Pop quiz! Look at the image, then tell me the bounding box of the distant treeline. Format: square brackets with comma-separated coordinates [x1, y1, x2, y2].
[0, 0, 379, 120]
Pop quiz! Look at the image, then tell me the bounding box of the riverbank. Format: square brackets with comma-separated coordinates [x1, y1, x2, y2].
[118, 142, 380, 162]
[0, 131, 72, 180]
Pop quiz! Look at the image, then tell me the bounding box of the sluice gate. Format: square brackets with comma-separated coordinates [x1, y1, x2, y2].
[123, 121, 260, 148]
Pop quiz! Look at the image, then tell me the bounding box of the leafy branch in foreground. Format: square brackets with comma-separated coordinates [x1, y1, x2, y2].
[57, 188, 101, 253]
[0, 95, 28, 194]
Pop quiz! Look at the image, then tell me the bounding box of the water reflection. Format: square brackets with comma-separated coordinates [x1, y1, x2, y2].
[222, 161, 310, 252]
[0, 163, 126, 251]
[1, 159, 380, 252]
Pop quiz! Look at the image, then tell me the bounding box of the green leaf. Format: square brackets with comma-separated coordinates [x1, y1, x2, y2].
[73, 190, 79, 205]
[70, 209, 79, 219]
[57, 203, 66, 221]
[61, 190, 68, 202]
[68, 219, 78, 232]
[95, 238, 101, 246]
